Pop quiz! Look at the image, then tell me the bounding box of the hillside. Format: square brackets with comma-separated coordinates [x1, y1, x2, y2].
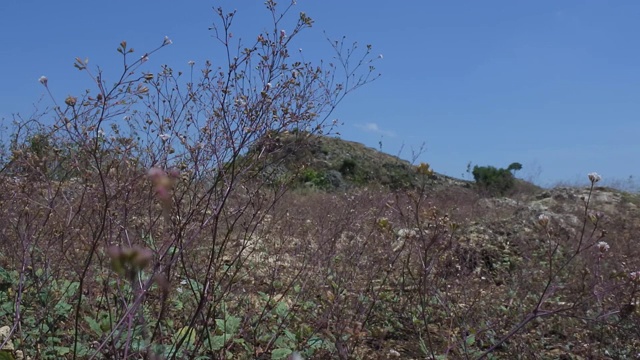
[1, 132, 639, 359]
[250, 131, 473, 191]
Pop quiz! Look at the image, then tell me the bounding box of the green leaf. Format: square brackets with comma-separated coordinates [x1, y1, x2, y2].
[275, 301, 289, 318]
[465, 333, 476, 347]
[210, 335, 226, 351]
[55, 346, 71, 355]
[216, 315, 240, 335]
[271, 348, 292, 359]
[0, 350, 14, 360]
[284, 329, 296, 342]
[84, 316, 102, 335]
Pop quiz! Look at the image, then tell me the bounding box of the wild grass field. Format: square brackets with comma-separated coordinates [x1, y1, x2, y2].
[1, 3, 639, 360]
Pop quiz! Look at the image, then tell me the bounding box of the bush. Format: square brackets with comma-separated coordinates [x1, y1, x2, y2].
[0, 3, 379, 358]
[300, 168, 330, 188]
[338, 158, 357, 176]
[472, 164, 516, 195]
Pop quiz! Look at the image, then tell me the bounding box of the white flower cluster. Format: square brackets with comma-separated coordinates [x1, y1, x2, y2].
[588, 172, 602, 184]
[538, 213, 550, 227]
[396, 228, 418, 239]
[596, 241, 610, 253]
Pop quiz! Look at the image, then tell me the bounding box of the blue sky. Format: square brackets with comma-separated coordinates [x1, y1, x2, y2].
[1, 1, 639, 188]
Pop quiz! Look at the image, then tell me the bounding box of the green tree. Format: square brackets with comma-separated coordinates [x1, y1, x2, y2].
[472, 164, 516, 195]
[507, 162, 523, 176]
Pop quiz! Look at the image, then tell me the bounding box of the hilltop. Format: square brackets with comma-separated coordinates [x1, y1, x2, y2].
[248, 131, 473, 191]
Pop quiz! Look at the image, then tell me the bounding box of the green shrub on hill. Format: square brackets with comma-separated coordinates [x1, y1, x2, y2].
[472, 163, 520, 195]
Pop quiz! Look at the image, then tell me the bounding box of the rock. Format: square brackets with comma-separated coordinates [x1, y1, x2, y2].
[537, 191, 551, 200]
[0, 326, 14, 351]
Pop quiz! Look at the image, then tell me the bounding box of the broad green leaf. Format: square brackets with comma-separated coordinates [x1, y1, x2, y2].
[211, 335, 226, 351]
[465, 333, 476, 346]
[84, 316, 102, 335]
[271, 348, 292, 359]
[275, 301, 289, 318]
[55, 346, 71, 355]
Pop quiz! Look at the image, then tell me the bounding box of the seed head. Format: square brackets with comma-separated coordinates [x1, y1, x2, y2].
[596, 241, 610, 253]
[65, 96, 77, 107]
[538, 213, 550, 227]
[588, 172, 602, 184]
[38, 76, 48, 86]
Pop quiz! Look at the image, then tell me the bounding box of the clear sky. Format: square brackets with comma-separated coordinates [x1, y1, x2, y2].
[1, 1, 639, 188]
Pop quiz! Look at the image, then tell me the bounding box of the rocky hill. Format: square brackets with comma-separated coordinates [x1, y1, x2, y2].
[250, 132, 640, 358]
[251, 131, 473, 191]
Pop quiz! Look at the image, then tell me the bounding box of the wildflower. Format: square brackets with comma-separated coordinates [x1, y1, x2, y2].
[141, 54, 149, 63]
[148, 167, 165, 180]
[163, 36, 172, 45]
[159, 133, 170, 141]
[148, 167, 174, 203]
[188, 60, 195, 66]
[266, 83, 272, 90]
[280, 29, 287, 39]
[596, 241, 610, 253]
[38, 76, 48, 86]
[396, 228, 418, 239]
[588, 172, 602, 184]
[378, 54, 384, 59]
[538, 213, 550, 227]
